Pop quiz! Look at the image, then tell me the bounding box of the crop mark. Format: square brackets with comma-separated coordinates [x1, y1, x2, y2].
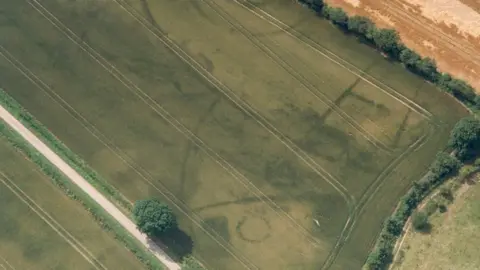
[6, 2, 332, 266]
[223, 2, 444, 267]
[111, 0, 354, 204]
[28, 0, 331, 250]
[0, 43, 256, 270]
[200, 0, 392, 152]
[234, 0, 435, 120]
[0, 172, 106, 270]
[320, 124, 435, 269]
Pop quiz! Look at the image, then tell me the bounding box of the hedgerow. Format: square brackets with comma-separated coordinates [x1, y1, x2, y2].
[297, 1, 480, 269]
[298, 0, 479, 110]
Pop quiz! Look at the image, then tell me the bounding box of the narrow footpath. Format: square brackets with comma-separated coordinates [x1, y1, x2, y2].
[0, 105, 181, 270]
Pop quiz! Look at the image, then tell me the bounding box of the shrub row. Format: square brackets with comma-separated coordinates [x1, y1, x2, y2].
[298, 0, 479, 110]
[366, 153, 460, 269]
[297, 1, 479, 268]
[0, 122, 164, 270]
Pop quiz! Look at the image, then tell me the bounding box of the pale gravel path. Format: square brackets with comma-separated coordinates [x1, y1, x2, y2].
[0, 105, 181, 270]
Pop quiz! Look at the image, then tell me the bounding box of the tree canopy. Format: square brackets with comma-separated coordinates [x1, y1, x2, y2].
[132, 198, 177, 237]
[448, 117, 480, 160]
[429, 152, 461, 178]
[347, 15, 374, 35]
[411, 211, 429, 231]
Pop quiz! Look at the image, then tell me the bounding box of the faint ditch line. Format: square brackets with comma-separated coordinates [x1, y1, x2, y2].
[0, 44, 255, 270]
[14, 1, 325, 266]
[321, 124, 435, 269]
[30, 0, 327, 252]
[34, 0, 330, 257]
[0, 172, 105, 270]
[113, 0, 356, 209]
[201, 2, 440, 268]
[111, 0, 353, 255]
[202, 0, 392, 153]
[234, 0, 435, 120]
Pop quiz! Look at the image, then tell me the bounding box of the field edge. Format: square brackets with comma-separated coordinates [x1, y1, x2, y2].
[0, 89, 166, 270]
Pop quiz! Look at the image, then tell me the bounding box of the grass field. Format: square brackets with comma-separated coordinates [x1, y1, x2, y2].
[0, 0, 469, 269]
[393, 181, 480, 270]
[0, 129, 145, 269]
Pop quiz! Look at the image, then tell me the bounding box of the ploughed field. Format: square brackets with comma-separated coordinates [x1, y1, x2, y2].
[0, 126, 145, 269]
[0, 0, 468, 269]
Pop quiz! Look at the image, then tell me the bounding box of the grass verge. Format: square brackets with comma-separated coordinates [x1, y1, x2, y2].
[0, 90, 164, 270]
[0, 89, 133, 212]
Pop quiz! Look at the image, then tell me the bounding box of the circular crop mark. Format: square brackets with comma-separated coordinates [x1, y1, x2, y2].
[236, 216, 271, 243]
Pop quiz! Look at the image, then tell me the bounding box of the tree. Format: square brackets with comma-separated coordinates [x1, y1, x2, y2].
[181, 256, 204, 270]
[323, 6, 348, 26]
[411, 211, 429, 231]
[347, 15, 374, 35]
[415, 57, 438, 82]
[399, 48, 421, 69]
[474, 95, 480, 110]
[448, 117, 480, 160]
[445, 78, 476, 103]
[365, 247, 389, 270]
[132, 199, 177, 237]
[429, 152, 461, 178]
[385, 217, 403, 236]
[300, 0, 324, 12]
[371, 28, 402, 56]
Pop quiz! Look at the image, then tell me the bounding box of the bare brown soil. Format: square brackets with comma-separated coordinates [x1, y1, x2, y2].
[326, 0, 480, 92]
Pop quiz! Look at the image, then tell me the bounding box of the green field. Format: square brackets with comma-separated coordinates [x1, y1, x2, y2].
[0, 131, 145, 269]
[0, 0, 469, 269]
[394, 181, 480, 270]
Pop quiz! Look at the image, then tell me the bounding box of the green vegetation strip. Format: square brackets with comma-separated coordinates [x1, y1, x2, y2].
[0, 89, 133, 212]
[299, 0, 479, 112]
[296, 1, 480, 269]
[0, 91, 164, 270]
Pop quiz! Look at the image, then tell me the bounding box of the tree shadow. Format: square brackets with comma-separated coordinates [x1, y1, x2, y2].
[415, 223, 432, 234]
[152, 227, 194, 261]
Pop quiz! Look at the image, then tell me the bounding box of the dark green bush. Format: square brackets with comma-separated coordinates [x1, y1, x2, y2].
[299, 0, 324, 12]
[411, 211, 429, 231]
[302, 1, 479, 110]
[430, 152, 461, 178]
[399, 48, 421, 70]
[371, 28, 403, 56]
[347, 15, 375, 35]
[323, 6, 348, 26]
[448, 117, 480, 160]
[296, 2, 477, 269]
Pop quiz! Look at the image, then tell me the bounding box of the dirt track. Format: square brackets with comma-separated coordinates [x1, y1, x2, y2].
[325, 0, 480, 92]
[0, 105, 180, 270]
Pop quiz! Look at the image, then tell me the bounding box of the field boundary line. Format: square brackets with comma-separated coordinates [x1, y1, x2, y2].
[201, 2, 442, 268]
[234, 0, 434, 119]
[0, 90, 180, 269]
[27, 0, 350, 256]
[0, 44, 256, 270]
[322, 121, 436, 269]
[202, 0, 393, 152]
[0, 171, 108, 270]
[0, 173, 104, 270]
[0, 255, 15, 270]
[111, 0, 354, 201]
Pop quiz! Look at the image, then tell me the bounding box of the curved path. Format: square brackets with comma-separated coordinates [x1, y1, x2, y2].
[0, 105, 181, 270]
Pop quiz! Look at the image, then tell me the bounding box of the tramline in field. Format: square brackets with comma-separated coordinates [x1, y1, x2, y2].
[0, 0, 469, 269]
